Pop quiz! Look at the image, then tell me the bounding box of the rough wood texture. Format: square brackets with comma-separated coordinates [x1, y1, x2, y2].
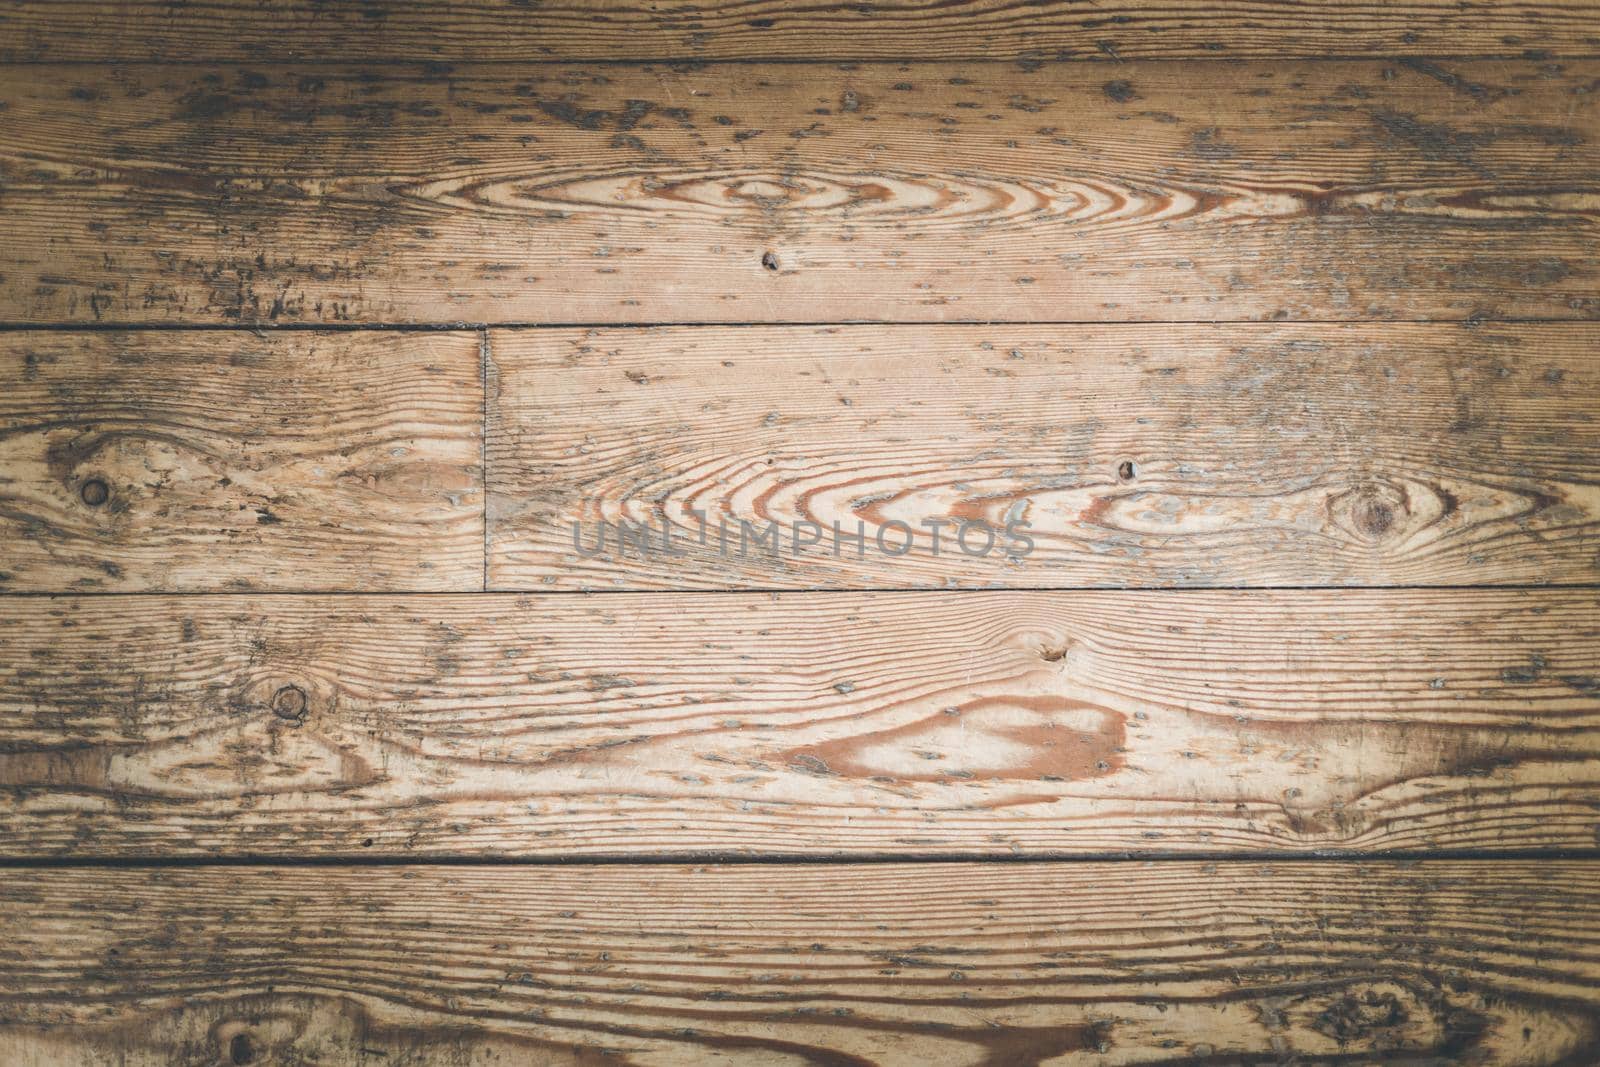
[3, 589, 1596, 858]
[3, 862, 1600, 1064]
[0, 330, 483, 592]
[488, 322, 1600, 590]
[3, 59, 1598, 325]
[3, 1, 1599, 62]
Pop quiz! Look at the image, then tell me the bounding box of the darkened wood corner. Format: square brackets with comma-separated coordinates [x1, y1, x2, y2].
[1, 2, 1598, 1064]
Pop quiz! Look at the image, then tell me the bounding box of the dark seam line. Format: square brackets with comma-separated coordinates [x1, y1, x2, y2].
[0, 318, 1590, 332]
[0, 582, 1595, 599]
[0, 53, 1594, 66]
[480, 327, 491, 595]
[0, 848, 1597, 869]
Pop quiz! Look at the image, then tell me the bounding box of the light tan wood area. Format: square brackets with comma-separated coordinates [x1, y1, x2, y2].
[3, 59, 1597, 325]
[3, 861, 1599, 1064]
[3, 1, 1599, 62]
[488, 322, 1600, 590]
[3, 589, 1594, 858]
[0, 330, 483, 592]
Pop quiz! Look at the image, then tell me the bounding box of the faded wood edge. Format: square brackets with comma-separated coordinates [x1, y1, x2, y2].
[5, 54, 1600, 66]
[2, 1, 1599, 63]
[1, 860, 1598, 1065]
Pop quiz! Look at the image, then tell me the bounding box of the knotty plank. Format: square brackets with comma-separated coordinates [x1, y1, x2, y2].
[2, 861, 1599, 1064]
[3, 589, 1596, 857]
[488, 322, 1600, 589]
[0, 331, 483, 592]
[3, 1, 1599, 62]
[4, 60, 1598, 325]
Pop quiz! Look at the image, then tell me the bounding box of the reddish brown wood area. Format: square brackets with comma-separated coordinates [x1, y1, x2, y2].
[2, 589, 1595, 858]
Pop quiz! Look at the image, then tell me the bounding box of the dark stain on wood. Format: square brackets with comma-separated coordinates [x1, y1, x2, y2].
[3, 864, 1600, 1064]
[5, 1, 1600, 62]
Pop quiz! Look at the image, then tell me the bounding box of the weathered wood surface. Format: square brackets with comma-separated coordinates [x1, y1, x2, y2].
[0, 330, 483, 592]
[488, 322, 1600, 590]
[3, 60, 1598, 325]
[3, 589, 1596, 858]
[3, 861, 1599, 1064]
[3, 1, 1599, 62]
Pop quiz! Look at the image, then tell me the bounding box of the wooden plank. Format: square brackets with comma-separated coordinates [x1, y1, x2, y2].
[3, 1, 1599, 63]
[2, 861, 1599, 1064]
[487, 322, 1600, 590]
[2, 588, 1596, 858]
[0, 330, 483, 592]
[3, 60, 1598, 325]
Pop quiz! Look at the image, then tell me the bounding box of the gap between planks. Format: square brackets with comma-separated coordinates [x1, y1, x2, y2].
[5, 55, 1600, 66]
[4, 849, 1600, 869]
[0, 318, 1588, 332]
[0, 582, 1596, 598]
[481, 327, 491, 594]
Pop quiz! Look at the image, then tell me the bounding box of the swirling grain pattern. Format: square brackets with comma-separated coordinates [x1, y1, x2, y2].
[2, 0, 1598, 62]
[2, 589, 1595, 858]
[1, 59, 1596, 323]
[0, 331, 483, 591]
[488, 322, 1600, 589]
[3, 862, 1600, 1065]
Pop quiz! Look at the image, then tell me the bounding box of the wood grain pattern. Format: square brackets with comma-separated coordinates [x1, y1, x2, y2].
[3, 1, 1599, 62]
[488, 322, 1600, 590]
[0, 330, 483, 592]
[3, 59, 1598, 325]
[3, 589, 1596, 858]
[3, 861, 1600, 1064]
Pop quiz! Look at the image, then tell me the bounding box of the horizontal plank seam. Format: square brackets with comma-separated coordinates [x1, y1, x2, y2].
[0, 54, 1594, 67]
[3, 849, 1600, 869]
[0, 319, 1583, 332]
[1, 582, 1596, 599]
[481, 326, 490, 595]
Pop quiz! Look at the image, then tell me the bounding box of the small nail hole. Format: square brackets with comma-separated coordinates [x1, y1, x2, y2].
[761, 251, 780, 272]
[79, 478, 109, 506]
[271, 684, 308, 722]
[1116, 460, 1136, 482]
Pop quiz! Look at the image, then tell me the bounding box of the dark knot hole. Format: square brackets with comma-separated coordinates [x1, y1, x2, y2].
[271, 684, 308, 722]
[80, 478, 110, 506]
